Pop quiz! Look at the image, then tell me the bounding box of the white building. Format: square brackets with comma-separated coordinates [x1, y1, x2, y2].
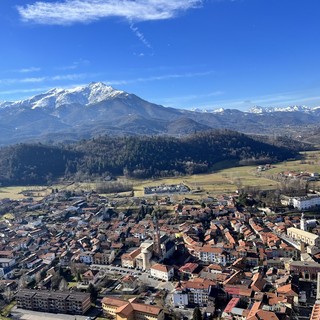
[195, 246, 235, 266]
[150, 263, 174, 281]
[172, 285, 189, 307]
[0, 258, 16, 278]
[172, 279, 214, 307]
[292, 195, 320, 210]
[79, 251, 95, 264]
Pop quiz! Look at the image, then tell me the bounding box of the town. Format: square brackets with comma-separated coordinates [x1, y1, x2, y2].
[1, 176, 320, 320]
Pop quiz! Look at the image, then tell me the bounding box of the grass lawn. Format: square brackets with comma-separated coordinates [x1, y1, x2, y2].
[263, 153, 320, 175]
[0, 301, 15, 318]
[0, 185, 50, 200]
[130, 164, 278, 198]
[0, 213, 14, 221]
[68, 281, 78, 288]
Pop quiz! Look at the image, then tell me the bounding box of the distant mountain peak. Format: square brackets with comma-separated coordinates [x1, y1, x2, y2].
[3, 82, 126, 110]
[247, 105, 314, 113]
[1, 82, 320, 146]
[190, 107, 225, 113]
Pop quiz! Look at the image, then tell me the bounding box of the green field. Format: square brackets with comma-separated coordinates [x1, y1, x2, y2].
[0, 186, 48, 200]
[1, 151, 320, 201]
[127, 151, 320, 198]
[130, 164, 277, 198]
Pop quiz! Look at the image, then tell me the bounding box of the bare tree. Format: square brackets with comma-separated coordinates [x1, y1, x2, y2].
[3, 287, 14, 302]
[18, 274, 28, 289]
[59, 278, 68, 291]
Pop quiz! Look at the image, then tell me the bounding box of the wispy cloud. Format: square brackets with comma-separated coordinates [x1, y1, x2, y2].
[0, 87, 53, 97]
[104, 70, 214, 86]
[17, 0, 202, 25]
[0, 73, 89, 85]
[17, 67, 41, 73]
[57, 59, 91, 71]
[130, 23, 152, 50]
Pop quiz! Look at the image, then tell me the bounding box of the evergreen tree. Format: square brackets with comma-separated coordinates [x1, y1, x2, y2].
[86, 283, 98, 302]
[193, 306, 202, 320]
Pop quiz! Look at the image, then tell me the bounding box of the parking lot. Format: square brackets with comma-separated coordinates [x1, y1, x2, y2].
[10, 306, 93, 320]
[90, 264, 175, 291]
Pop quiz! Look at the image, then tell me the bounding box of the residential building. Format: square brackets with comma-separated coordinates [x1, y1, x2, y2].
[16, 290, 91, 315]
[121, 248, 141, 268]
[195, 246, 235, 266]
[290, 261, 320, 281]
[172, 278, 215, 307]
[291, 195, 320, 210]
[150, 263, 174, 281]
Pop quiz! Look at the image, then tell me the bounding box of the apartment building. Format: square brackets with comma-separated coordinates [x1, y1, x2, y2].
[16, 290, 91, 315]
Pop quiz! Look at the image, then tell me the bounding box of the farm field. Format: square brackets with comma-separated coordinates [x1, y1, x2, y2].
[0, 186, 49, 200]
[131, 151, 320, 197]
[130, 165, 277, 198]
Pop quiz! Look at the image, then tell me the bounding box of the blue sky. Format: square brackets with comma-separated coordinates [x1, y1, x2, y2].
[1, 0, 320, 110]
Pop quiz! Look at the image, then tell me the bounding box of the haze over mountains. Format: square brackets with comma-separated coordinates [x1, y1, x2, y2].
[1, 82, 320, 145]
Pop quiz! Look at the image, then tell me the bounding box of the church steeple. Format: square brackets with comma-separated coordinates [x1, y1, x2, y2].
[301, 212, 306, 231]
[152, 214, 162, 259]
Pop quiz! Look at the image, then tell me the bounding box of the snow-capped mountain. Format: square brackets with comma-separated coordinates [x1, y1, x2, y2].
[247, 105, 320, 113]
[190, 107, 225, 113]
[2, 82, 126, 110]
[0, 82, 320, 146]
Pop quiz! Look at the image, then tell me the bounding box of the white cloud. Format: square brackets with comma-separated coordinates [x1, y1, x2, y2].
[0, 73, 88, 85]
[17, 0, 202, 25]
[130, 23, 152, 49]
[57, 59, 91, 71]
[20, 77, 46, 83]
[18, 67, 41, 73]
[0, 87, 53, 96]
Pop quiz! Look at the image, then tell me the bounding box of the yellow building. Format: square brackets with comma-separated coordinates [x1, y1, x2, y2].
[102, 297, 164, 320]
[287, 227, 320, 247]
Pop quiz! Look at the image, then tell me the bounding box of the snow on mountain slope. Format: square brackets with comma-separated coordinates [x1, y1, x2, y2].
[247, 105, 317, 113]
[1, 82, 125, 110]
[190, 107, 225, 113]
[31, 82, 125, 109]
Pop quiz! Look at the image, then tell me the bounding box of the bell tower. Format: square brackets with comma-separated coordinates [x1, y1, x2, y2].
[300, 212, 306, 231]
[152, 214, 162, 259]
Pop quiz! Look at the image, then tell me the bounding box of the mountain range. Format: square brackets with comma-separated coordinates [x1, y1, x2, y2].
[1, 82, 320, 145]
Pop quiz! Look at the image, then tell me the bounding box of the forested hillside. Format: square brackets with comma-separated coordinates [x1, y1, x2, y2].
[0, 130, 300, 186]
